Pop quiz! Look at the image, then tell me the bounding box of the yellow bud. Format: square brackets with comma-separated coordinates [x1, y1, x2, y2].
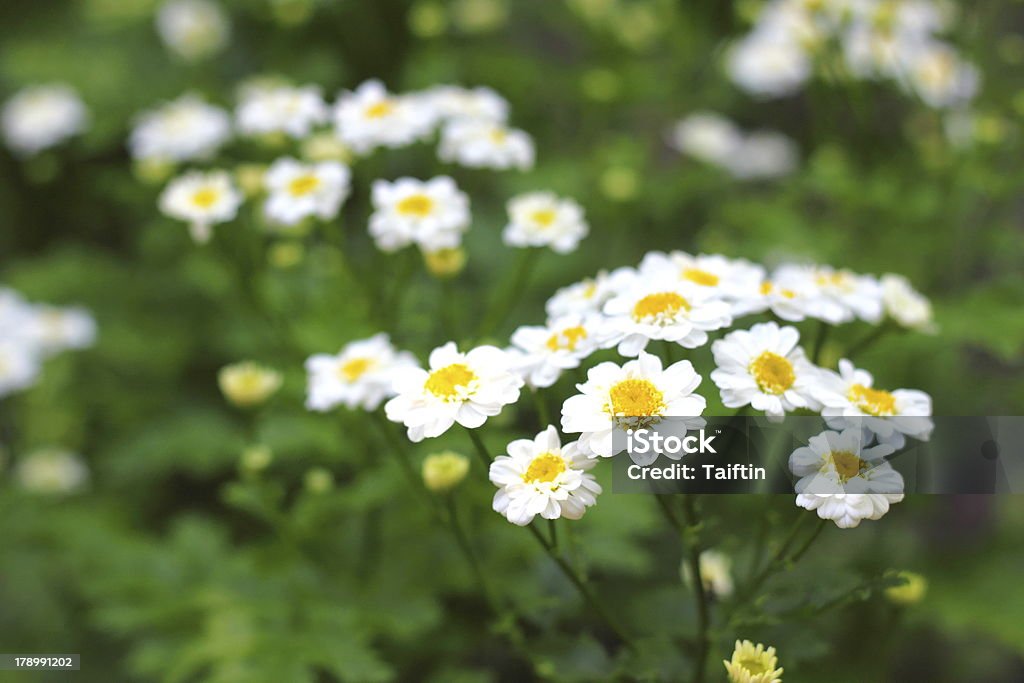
[218, 362, 283, 408]
[305, 467, 334, 493]
[409, 0, 448, 38]
[241, 444, 273, 472]
[134, 157, 175, 185]
[235, 163, 267, 197]
[422, 247, 467, 278]
[884, 570, 928, 606]
[600, 166, 638, 201]
[301, 132, 353, 164]
[422, 451, 470, 493]
[268, 241, 305, 269]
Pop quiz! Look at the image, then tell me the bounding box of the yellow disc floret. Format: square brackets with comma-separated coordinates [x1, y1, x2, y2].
[848, 384, 896, 416]
[682, 267, 720, 287]
[397, 193, 435, 217]
[523, 452, 566, 484]
[828, 450, 865, 482]
[608, 378, 665, 416]
[632, 292, 690, 321]
[339, 357, 372, 382]
[288, 174, 321, 197]
[546, 325, 588, 351]
[425, 363, 476, 400]
[749, 352, 796, 395]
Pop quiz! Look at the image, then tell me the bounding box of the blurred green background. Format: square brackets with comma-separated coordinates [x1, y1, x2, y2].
[1, 0, 1023, 681]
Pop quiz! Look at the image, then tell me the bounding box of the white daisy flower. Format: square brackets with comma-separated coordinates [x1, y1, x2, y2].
[508, 314, 611, 388]
[796, 491, 905, 529]
[502, 192, 587, 253]
[129, 94, 231, 163]
[2, 84, 88, 157]
[682, 549, 735, 599]
[369, 176, 470, 252]
[438, 119, 534, 171]
[808, 264, 884, 323]
[757, 264, 877, 324]
[385, 342, 523, 442]
[0, 338, 40, 398]
[667, 112, 743, 166]
[734, 271, 840, 323]
[790, 427, 903, 498]
[899, 42, 980, 109]
[15, 448, 89, 495]
[710, 322, 823, 418]
[305, 333, 418, 412]
[237, 84, 329, 139]
[263, 157, 351, 226]
[489, 425, 602, 526]
[334, 79, 434, 154]
[726, 34, 811, 98]
[159, 170, 243, 243]
[561, 351, 706, 458]
[156, 0, 230, 61]
[814, 359, 934, 448]
[881, 273, 935, 332]
[637, 251, 766, 313]
[422, 84, 508, 123]
[603, 281, 732, 357]
[25, 306, 97, 357]
[545, 267, 636, 318]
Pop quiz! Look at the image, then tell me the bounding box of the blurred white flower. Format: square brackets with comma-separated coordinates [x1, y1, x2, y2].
[489, 425, 601, 526]
[130, 94, 231, 162]
[2, 84, 88, 156]
[156, 0, 230, 61]
[881, 273, 935, 332]
[502, 192, 587, 253]
[726, 34, 811, 98]
[438, 119, 534, 170]
[0, 338, 40, 398]
[263, 157, 350, 226]
[545, 267, 636, 318]
[422, 84, 509, 123]
[668, 112, 743, 165]
[369, 176, 470, 252]
[15, 449, 89, 495]
[25, 306, 97, 357]
[899, 41, 980, 109]
[507, 314, 610, 388]
[796, 491, 904, 528]
[682, 549, 735, 599]
[385, 342, 523, 442]
[638, 252, 766, 312]
[334, 80, 434, 154]
[159, 170, 243, 242]
[561, 351, 706, 458]
[237, 84, 329, 139]
[710, 322, 823, 418]
[729, 131, 799, 179]
[305, 334, 418, 412]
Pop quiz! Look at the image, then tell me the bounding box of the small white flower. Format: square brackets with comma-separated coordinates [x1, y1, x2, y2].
[438, 119, 534, 170]
[305, 333, 418, 412]
[508, 314, 610, 388]
[710, 322, 823, 418]
[603, 281, 732, 357]
[668, 112, 744, 166]
[159, 170, 243, 243]
[899, 42, 980, 109]
[156, 0, 230, 61]
[369, 176, 470, 252]
[726, 33, 811, 98]
[682, 549, 735, 599]
[796, 492, 905, 529]
[2, 84, 88, 156]
[237, 84, 329, 139]
[561, 351, 706, 458]
[637, 251, 766, 314]
[881, 273, 935, 332]
[815, 359, 933, 448]
[768, 263, 882, 324]
[385, 342, 523, 442]
[130, 94, 231, 162]
[263, 157, 350, 226]
[503, 192, 587, 253]
[422, 84, 508, 123]
[25, 306, 97, 357]
[0, 338, 40, 398]
[545, 267, 636, 318]
[15, 448, 89, 495]
[334, 79, 434, 154]
[489, 425, 601, 526]
[790, 428, 903, 500]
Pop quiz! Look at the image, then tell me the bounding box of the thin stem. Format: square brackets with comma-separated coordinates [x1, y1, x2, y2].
[465, 426, 493, 471]
[789, 517, 828, 564]
[445, 495, 497, 606]
[526, 523, 636, 651]
[845, 323, 894, 361]
[681, 495, 709, 683]
[531, 388, 552, 428]
[548, 517, 559, 550]
[811, 320, 830, 365]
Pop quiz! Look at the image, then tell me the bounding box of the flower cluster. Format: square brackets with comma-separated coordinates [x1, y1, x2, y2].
[668, 112, 798, 180]
[0, 287, 96, 398]
[1, 84, 88, 157]
[728, 0, 979, 109]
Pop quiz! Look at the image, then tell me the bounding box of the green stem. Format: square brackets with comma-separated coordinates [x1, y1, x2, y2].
[465, 426, 493, 471]
[548, 517, 559, 550]
[845, 323, 894, 361]
[681, 495, 709, 683]
[789, 517, 828, 564]
[811, 320, 830, 365]
[531, 388, 552, 428]
[476, 248, 539, 340]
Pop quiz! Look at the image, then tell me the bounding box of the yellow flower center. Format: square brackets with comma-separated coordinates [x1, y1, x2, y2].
[682, 267, 719, 287]
[581, 281, 598, 299]
[339, 357, 372, 382]
[531, 209, 557, 227]
[523, 452, 566, 483]
[396, 193, 435, 217]
[632, 292, 690, 321]
[364, 100, 394, 118]
[848, 383, 896, 416]
[737, 657, 770, 676]
[828, 449, 865, 483]
[288, 173, 321, 197]
[191, 188, 219, 208]
[608, 379, 664, 416]
[489, 128, 508, 143]
[545, 325, 588, 351]
[749, 351, 796, 395]
[425, 363, 476, 400]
